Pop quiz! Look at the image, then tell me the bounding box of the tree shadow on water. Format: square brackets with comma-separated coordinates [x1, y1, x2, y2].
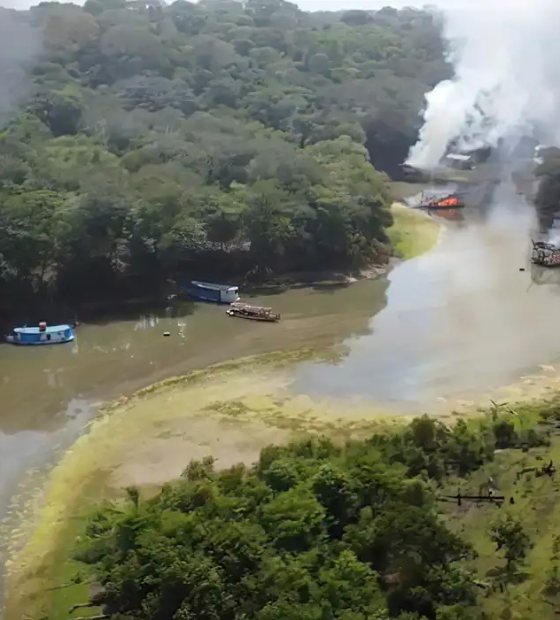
[77, 299, 197, 327]
[245, 278, 352, 298]
[0, 298, 198, 334]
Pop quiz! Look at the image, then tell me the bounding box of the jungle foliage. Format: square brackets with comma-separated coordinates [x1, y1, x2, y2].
[0, 0, 449, 308]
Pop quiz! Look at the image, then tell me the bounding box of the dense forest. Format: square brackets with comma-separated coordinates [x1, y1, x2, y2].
[72, 408, 557, 620]
[0, 0, 449, 311]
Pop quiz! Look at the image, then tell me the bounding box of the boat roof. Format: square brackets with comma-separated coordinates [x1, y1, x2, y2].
[191, 280, 238, 290]
[232, 303, 272, 311]
[445, 153, 472, 161]
[534, 240, 559, 250]
[14, 324, 72, 334]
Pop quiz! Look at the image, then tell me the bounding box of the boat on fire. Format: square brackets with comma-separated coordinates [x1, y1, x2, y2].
[226, 302, 280, 322]
[417, 191, 465, 209]
[531, 240, 560, 267]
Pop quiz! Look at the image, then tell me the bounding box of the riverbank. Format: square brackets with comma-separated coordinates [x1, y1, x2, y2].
[0, 201, 439, 332]
[387, 202, 441, 260]
[3, 352, 399, 620]
[6, 357, 560, 619]
[2, 203, 442, 620]
[249, 202, 440, 290]
[7, 353, 560, 620]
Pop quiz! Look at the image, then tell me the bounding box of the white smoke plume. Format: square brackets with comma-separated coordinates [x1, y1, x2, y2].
[0, 7, 42, 125]
[407, 0, 560, 169]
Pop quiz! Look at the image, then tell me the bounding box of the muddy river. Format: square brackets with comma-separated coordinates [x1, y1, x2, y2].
[2, 185, 560, 553]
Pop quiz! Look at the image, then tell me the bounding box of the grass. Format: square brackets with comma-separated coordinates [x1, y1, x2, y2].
[387, 202, 441, 260]
[438, 400, 560, 620]
[4, 475, 109, 620]
[442, 444, 560, 620]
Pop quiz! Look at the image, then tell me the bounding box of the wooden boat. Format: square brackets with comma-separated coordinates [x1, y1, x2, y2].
[531, 240, 560, 267]
[180, 280, 240, 304]
[5, 322, 75, 345]
[417, 191, 465, 209]
[226, 302, 280, 322]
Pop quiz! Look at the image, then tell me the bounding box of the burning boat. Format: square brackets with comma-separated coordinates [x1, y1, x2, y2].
[414, 192, 465, 210]
[531, 240, 560, 267]
[417, 191, 465, 209]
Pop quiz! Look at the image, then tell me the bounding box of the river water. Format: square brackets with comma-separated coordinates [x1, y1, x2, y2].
[2, 187, 560, 531]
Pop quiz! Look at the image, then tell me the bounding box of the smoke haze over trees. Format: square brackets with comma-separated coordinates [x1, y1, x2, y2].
[0, 0, 449, 313]
[408, 0, 560, 169]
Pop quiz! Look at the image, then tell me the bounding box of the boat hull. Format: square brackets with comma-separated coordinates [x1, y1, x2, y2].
[5, 334, 75, 345]
[226, 309, 279, 322]
[181, 281, 240, 304]
[187, 291, 240, 304]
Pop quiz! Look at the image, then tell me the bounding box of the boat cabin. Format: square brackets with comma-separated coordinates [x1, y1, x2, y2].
[445, 153, 474, 170]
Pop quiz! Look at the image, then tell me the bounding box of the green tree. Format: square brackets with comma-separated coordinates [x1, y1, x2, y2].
[491, 514, 532, 574]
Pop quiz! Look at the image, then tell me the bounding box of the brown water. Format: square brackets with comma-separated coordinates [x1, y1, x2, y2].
[1, 186, 560, 526]
[0, 277, 388, 516]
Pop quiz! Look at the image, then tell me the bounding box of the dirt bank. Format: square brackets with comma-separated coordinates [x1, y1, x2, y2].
[247, 201, 441, 290]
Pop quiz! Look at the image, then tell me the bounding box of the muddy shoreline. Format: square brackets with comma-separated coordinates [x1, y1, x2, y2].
[1, 204, 443, 618]
[7, 345, 560, 620]
[0, 202, 431, 334]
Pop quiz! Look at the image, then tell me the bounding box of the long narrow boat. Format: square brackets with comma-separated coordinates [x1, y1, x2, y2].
[417, 191, 465, 209]
[5, 322, 75, 346]
[226, 302, 280, 322]
[180, 280, 240, 304]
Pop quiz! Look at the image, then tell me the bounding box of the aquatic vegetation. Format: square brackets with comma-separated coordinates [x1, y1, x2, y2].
[3, 352, 395, 619]
[6, 343, 560, 620]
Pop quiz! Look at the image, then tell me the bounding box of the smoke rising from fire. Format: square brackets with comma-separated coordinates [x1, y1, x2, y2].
[0, 7, 41, 126]
[407, 1, 560, 169]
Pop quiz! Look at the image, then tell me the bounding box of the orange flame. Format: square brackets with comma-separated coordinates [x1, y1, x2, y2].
[436, 196, 460, 206]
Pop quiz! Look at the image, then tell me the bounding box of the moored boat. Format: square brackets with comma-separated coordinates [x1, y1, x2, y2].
[226, 302, 280, 322]
[5, 322, 75, 346]
[180, 280, 240, 304]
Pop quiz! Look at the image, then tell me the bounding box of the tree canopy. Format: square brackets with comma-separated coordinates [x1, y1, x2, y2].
[74, 410, 550, 619]
[0, 0, 449, 309]
[76, 414, 501, 620]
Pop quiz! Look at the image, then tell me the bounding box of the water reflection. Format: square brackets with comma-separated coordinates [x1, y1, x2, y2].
[430, 207, 465, 222]
[293, 198, 560, 409]
[0, 398, 94, 519]
[530, 263, 560, 289]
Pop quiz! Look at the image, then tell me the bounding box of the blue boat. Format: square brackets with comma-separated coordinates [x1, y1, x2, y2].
[181, 280, 240, 304]
[5, 322, 75, 346]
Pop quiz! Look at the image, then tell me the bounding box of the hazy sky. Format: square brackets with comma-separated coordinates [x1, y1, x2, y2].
[0, 0, 463, 11]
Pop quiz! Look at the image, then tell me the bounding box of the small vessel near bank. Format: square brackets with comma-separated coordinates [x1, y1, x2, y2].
[417, 191, 465, 209]
[181, 280, 240, 304]
[226, 302, 280, 322]
[5, 322, 75, 346]
[531, 240, 560, 267]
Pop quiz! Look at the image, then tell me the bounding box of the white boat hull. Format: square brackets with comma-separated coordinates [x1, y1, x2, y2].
[5, 334, 75, 345]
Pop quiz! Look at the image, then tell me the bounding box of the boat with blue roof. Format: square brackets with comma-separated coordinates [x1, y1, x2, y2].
[180, 280, 240, 304]
[5, 322, 75, 346]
